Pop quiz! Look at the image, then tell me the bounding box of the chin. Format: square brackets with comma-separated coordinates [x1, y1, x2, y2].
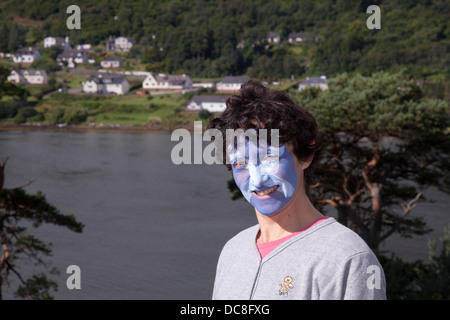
[255, 205, 285, 217]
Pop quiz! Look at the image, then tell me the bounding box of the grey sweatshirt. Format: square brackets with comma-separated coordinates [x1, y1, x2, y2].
[213, 217, 386, 300]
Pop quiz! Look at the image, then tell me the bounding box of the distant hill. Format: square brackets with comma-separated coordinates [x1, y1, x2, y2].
[0, 0, 449, 85]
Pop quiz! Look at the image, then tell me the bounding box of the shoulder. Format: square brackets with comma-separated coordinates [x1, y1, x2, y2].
[301, 218, 384, 282]
[292, 218, 386, 299]
[283, 217, 380, 270]
[219, 224, 259, 257]
[310, 218, 373, 257]
[226, 224, 259, 244]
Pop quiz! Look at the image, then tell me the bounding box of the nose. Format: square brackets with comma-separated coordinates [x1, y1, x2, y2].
[248, 164, 269, 188]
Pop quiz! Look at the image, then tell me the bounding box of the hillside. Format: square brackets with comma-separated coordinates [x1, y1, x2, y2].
[0, 0, 448, 85]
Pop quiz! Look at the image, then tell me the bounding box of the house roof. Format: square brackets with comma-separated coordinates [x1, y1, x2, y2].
[150, 73, 191, 85]
[300, 76, 327, 85]
[87, 76, 127, 85]
[267, 32, 280, 38]
[45, 36, 65, 43]
[102, 77, 127, 84]
[57, 48, 86, 59]
[189, 95, 230, 104]
[219, 75, 251, 84]
[288, 32, 312, 40]
[15, 47, 39, 56]
[86, 77, 103, 84]
[14, 69, 47, 77]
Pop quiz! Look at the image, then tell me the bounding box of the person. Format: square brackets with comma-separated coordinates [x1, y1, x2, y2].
[207, 80, 386, 300]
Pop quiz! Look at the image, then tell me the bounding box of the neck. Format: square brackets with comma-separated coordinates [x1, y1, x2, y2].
[255, 185, 323, 243]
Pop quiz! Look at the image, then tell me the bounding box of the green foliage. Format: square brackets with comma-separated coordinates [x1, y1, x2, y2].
[62, 106, 88, 125]
[30, 57, 61, 73]
[15, 274, 58, 300]
[0, 22, 10, 52]
[377, 253, 420, 299]
[380, 225, 450, 299]
[17, 106, 37, 119]
[13, 111, 26, 124]
[1, 0, 448, 81]
[0, 65, 29, 100]
[418, 226, 450, 299]
[0, 101, 20, 120]
[247, 45, 306, 81]
[0, 187, 83, 232]
[7, 23, 26, 53]
[300, 72, 448, 136]
[44, 106, 65, 125]
[198, 109, 213, 120]
[43, 106, 87, 125]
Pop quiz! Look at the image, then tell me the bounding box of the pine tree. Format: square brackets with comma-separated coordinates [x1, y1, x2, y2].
[296, 72, 450, 251]
[0, 159, 84, 300]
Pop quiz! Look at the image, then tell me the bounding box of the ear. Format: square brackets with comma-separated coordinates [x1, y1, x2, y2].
[286, 141, 314, 170]
[301, 140, 316, 170]
[300, 154, 314, 170]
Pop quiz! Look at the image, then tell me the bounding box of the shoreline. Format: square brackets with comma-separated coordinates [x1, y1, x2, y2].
[0, 123, 186, 134]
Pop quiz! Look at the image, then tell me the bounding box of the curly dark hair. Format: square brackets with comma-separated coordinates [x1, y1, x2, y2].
[206, 79, 321, 187]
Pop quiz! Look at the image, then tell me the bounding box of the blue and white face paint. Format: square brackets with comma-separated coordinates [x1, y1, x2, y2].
[229, 138, 297, 216]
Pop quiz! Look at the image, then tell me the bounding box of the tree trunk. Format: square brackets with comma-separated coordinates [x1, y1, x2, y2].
[370, 183, 382, 249]
[0, 158, 5, 191]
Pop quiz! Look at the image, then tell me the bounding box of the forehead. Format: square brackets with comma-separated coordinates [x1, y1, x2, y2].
[228, 137, 284, 162]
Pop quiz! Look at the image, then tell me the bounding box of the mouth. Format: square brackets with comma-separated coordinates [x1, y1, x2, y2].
[252, 185, 279, 197]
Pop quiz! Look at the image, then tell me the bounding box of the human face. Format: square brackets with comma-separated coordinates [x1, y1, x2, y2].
[230, 139, 297, 216]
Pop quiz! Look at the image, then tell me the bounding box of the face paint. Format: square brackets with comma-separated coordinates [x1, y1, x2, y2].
[230, 139, 297, 216]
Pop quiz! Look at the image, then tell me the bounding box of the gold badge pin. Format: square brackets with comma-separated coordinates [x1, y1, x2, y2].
[279, 276, 294, 296]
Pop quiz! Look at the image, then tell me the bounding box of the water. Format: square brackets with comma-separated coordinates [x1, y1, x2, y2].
[0, 130, 448, 299]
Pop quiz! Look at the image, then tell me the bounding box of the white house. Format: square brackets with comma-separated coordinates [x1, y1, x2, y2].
[288, 32, 312, 43]
[44, 36, 71, 49]
[102, 76, 129, 95]
[83, 75, 129, 95]
[298, 76, 328, 91]
[192, 82, 214, 89]
[267, 32, 281, 44]
[106, 36, 134, 52]
[115, 37, 134, 51]
[13, 48, 41, 63]
[216, 75, 251, 93]
[100, 56, 123, 69]
[77, 44, 92, 50]
[57, 49, 89, 68]
[7, 69, 48, 85]
[83, 77, 104, 94]
[142, 73, 192, 91]
[187, 95, 230, 112]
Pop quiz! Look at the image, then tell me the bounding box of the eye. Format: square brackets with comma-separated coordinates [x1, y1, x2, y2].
[262, 155, 278, 162]
[234, 160, 248, 168]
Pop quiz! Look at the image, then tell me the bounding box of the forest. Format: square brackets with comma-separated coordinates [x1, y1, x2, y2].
[0, 0, 448, 87]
